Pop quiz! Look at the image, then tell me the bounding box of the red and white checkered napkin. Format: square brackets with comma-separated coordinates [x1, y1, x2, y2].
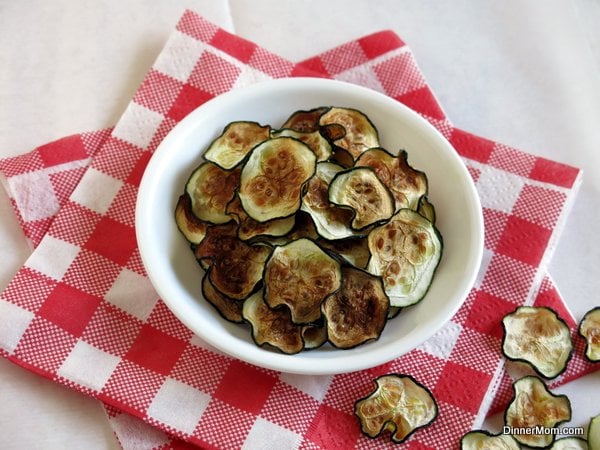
[1, 10, 596, 449]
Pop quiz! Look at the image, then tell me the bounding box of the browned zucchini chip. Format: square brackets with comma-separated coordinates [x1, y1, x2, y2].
[204, 121, 270, 169]
[201, 272, 244, 323]
[504, 376, 571, 448]
[174, 193, 208, 245]
[302, 323, 327, 350]
[301, 162, 357, 240]
[239, 137, 316, 222]
[322, 266, 389, 349]
[328, 146, 355, 169]
[550, 437, 589, 450]
[367, 209, 442, 307]
[195, 222, 271, 300]
[502, 306, 573, 379]
[185, 162, 240, 224]
[271, 128, 332, 162]
[328, 167, 395, 230]
[354, 374, 438, 444]
[281, 106, 330, 133]
[263, 238, 342, 324]
[319, 107, 379, 159]
[460, 430, 521, 450]
[319, 237, 370, 270]
[578, 306, 600, 362]
[355, 148, 428, 211]
[226, 196, 295, 241]
[242, 290, 304, 354]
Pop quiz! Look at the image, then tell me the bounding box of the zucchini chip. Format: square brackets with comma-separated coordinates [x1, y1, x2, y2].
[174, 194, 208, 245]
[504, 376, 571, 448]
[550, 437, 589, 449]
[578, 306, 600, 362]
[502, 306, 573, 379]
[271, 129, 332, 162]
[194, 222, 272, 300]
[302, 323, 327, 350]
[388, 306, 402, 319]
[242, 290, 304, 354]
[589, 414, 599, 450]
[319, 237, 370, 270]
[328, 167, 395, 230]
[460, 430, 521, 450]
[263, 238, 342, 324]
[185, 162, 240, 224]
[354, 374, 437, 444]
[226, 196, 295, 241]
[204, 121, 271, 169]
[201, 272, 244, 323]
[258, 211, 320, 247]
[355, 148, 428, 211]
[319, 107, 379, 159]
[239, 137, 316, 222]
[322, 266, 389, 349]
[301, 162, 357, 240]
[281, 106, 330, 133]
[367, 209, 442, 307]
[417, 196, 436, 224]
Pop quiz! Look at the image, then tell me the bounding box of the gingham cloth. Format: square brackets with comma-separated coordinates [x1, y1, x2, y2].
[0, 11, 596, 449]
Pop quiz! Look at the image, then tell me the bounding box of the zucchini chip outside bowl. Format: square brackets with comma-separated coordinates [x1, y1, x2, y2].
[135, 77, 484, 375]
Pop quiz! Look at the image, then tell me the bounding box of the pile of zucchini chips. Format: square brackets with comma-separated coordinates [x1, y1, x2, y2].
[175, 106, 442, 354]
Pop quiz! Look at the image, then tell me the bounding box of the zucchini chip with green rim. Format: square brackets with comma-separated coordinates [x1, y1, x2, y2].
[201, 272, 244, 323]
[367, 209, 442, 306]
[263, 238, 342, 324]
[281, 106, 330, 133]
[194, 222, 272, 300]
[174, 194, 208, 245]
[322, 266, 389, 349]
[239, 137, 316, 222]
[502, 306, 573, 379]
[578, 306, 600, 362]
[242, 290, 304, 354]
[504, 376, 571, 448]
[319, 107, 379, 159]
[550, 437, 589, 450]
[226, 196, 295, 241]
[328, 167, 395, 230]
[355, 148, 428, 211]
[301, 162, 357, 240]
[185, 162, 240, 224]
[589, 414, 600, 450]
[204, 121, 270, 169]
[354, 374, 437, 444]
[460, 430, 521, 450]
[271, 128, 332, 162]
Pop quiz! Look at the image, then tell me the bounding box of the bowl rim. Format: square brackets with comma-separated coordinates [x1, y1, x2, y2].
[136, 77, 484, 375]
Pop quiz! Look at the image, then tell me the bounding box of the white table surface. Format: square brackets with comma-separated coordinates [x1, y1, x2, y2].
[1, 1, 599, 448]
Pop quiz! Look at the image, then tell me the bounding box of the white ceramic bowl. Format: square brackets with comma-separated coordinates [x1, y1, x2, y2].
[136, 77, 483, 375]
